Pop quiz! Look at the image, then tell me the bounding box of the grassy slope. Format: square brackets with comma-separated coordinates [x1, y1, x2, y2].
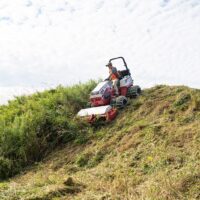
[0, 85, 200, 200]
[0, 81, 96, 179]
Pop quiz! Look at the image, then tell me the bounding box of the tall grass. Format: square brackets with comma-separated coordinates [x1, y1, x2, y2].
[0, 81, 96, 179]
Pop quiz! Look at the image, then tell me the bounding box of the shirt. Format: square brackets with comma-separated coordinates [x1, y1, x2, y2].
[109, 67, 119, 80]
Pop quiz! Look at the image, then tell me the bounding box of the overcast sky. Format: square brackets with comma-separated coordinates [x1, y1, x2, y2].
[0, 0, 200, 104]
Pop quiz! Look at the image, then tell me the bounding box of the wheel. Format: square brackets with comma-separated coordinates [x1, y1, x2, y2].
[127, 85, 141, 98]
[115, 96, 128, 108]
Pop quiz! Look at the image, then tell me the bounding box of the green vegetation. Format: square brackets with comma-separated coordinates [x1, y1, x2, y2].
[0, 84, 200, 200]
[0, 81, 96, 179]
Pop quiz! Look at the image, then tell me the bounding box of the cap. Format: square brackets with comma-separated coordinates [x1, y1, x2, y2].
[106, 62, 112, 67]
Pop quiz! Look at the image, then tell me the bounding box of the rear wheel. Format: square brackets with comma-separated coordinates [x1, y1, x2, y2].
[127, 85, 141, 98]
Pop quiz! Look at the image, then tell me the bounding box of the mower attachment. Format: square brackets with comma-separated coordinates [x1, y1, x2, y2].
[77, 105, 117, 123]
[77, 56, 141, 124]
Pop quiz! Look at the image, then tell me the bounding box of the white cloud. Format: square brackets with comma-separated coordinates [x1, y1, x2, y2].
[0, 0, 200, 104]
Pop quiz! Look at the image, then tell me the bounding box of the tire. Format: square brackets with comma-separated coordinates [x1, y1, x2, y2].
[127, 85, 141, 98]
[115, 96, 128, 108]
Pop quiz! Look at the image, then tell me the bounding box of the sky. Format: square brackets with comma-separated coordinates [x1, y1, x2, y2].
[0, 0, 200, 104]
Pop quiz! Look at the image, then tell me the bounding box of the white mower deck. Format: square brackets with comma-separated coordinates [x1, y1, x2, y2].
[77, 105, 112, 117]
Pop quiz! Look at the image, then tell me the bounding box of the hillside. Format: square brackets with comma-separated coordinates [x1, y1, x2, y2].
[0, 84, 200, 200]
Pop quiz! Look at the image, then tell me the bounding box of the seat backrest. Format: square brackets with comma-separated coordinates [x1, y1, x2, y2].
[118, 70, 130, 78]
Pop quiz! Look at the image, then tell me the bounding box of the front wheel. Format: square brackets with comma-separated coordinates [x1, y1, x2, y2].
[115, 96, 128, 109]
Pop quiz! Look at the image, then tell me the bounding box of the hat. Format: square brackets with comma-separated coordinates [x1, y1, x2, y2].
[106, 62, 112, 67]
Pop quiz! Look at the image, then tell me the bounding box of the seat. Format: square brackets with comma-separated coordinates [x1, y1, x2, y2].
[118, 70, 130, 78]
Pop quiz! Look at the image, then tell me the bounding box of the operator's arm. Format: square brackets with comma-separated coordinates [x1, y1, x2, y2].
[104, 69, 111, 81]
[105, 74, 112, 81]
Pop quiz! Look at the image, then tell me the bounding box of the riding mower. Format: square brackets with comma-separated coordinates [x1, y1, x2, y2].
[77, 57, 141, 123]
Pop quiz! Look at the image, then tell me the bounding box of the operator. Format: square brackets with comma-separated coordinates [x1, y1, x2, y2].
[106, 62, 120, 96]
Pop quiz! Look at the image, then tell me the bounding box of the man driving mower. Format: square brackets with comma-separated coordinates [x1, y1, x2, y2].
[106, 62, 120, 96]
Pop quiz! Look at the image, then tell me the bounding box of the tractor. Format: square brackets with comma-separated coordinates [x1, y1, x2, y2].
[77, 57, 141, 123]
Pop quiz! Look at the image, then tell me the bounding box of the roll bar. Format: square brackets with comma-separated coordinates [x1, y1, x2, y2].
[109, 57, 130, 75]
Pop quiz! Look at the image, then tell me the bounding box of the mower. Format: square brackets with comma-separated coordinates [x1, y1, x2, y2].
[77, 57, 141, 123]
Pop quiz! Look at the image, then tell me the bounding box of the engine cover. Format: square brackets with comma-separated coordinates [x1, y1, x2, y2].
[120, 75, 133, 88]
[90, 81, 112, 97]
[90, 81, 113, 106]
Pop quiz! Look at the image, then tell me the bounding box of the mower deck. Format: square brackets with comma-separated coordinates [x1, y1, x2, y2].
[77, 105, 117, 123]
